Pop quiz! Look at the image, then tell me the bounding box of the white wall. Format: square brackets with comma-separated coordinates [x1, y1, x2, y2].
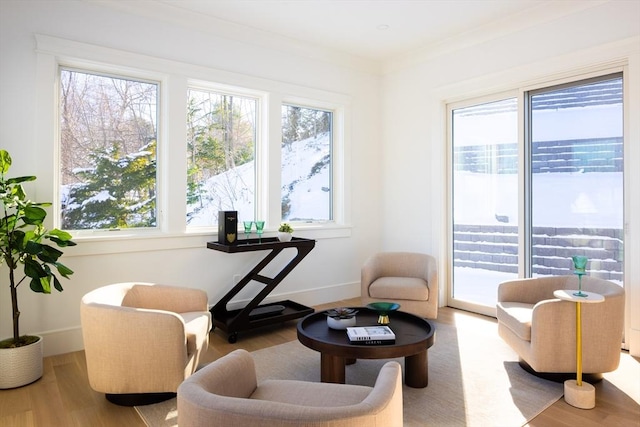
[0, 0, 383, 355]
[380, 1, 640, 354]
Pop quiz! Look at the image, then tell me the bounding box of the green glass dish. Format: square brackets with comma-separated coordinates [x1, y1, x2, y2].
[367, 302, 400, 325]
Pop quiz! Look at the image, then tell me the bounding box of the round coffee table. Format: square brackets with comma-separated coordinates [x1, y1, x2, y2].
[297, 307, 435, 388]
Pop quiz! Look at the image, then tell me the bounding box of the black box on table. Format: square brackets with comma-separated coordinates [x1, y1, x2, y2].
[218, 211, 238, 245]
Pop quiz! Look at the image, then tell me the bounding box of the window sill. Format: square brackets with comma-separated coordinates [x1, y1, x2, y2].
[63, 225, 352, 257]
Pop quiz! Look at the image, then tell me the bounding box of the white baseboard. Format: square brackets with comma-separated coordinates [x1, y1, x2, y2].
[41, 327, 85, 357]
[44, 282, 360, 357]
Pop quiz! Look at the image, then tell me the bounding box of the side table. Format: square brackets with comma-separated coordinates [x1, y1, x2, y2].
[553, 289, 605, 409]
[207, 237, 315, 343]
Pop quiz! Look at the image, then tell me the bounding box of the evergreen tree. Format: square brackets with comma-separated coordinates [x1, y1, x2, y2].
[62, 141, 156, 229]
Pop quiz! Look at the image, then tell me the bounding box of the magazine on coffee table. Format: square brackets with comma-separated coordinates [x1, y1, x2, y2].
[347, 326, 395, 344]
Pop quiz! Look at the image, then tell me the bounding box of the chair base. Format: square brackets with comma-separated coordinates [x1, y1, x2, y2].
[105, 392, 176, 406]
[518, 359, 603, 384]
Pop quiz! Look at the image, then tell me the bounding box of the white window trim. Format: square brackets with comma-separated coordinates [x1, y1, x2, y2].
[35, 34, 352, 257]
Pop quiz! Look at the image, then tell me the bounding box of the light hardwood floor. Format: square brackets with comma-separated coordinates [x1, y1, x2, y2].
[1, 298, 638, 426]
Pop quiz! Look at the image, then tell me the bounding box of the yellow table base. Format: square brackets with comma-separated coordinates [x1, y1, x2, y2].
[564, 379, 595, 409]
[553, 289, 604, 410]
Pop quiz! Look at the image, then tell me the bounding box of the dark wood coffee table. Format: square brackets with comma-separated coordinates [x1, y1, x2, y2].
[296, 307, 435, 388]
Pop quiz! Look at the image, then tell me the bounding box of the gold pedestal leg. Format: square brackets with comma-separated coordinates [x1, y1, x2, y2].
[576, 301, 582, 386]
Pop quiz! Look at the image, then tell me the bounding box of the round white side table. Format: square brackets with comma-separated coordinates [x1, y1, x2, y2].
[553, 289, 605, 409]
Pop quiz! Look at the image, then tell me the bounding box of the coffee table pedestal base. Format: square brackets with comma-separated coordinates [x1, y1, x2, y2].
[320, 351, 428, 388]
[564, 379, 595, 409]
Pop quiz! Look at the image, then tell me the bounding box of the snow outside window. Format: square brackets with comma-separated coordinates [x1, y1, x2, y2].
[186, 88, 257, 227]
[59, 69, 158, 231]
[281, 104, 332, 222]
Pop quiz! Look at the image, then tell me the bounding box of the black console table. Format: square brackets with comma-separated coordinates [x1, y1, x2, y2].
[207, 237, 316, 343]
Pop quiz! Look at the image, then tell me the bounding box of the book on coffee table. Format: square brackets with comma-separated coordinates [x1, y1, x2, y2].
[347, 326, 395, 344]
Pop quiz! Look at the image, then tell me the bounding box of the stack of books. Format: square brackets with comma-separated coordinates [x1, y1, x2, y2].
[346, 326, 395, 345]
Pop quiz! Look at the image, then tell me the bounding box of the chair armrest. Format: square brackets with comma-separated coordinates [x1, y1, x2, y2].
[81, 303, 189, 392]
[529, 299, 576, 360]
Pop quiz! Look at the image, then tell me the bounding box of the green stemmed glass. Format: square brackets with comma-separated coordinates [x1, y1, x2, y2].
[572, 255, 588, 297]
[255, 221, 265, 243]
[243, 221, 254, 243]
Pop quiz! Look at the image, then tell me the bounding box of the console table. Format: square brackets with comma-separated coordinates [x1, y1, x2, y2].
[553, 289, 605, 409]
[207, 237, 315, 343]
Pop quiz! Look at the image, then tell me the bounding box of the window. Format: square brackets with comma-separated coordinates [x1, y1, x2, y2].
[186, 88, 257, 227]
[59, 69, 159, 230]
[47, 36, 348, 243]
[281, 104, 332, 222]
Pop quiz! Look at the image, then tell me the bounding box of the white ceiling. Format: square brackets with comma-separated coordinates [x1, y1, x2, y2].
[98, 0, 606, 65]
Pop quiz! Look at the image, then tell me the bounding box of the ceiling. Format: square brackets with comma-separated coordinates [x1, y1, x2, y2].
[99, 0, 605, 65]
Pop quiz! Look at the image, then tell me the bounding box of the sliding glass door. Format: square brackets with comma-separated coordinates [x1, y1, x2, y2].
[450, 97, 519, 313]
[450, 73, 624, 314]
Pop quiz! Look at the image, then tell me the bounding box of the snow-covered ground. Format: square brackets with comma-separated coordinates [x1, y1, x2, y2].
[187, 132, 330, 226]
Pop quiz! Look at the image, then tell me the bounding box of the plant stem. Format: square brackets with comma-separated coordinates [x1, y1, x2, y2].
[10, 267, 20, 341]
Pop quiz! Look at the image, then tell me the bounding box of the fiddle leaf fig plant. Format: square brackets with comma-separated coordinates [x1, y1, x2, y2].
[0, 149, 76, 348]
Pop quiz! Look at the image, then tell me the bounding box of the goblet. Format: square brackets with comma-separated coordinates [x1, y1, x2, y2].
[255, 221, 265, 243]
[243, 221, 253, 242]
[572, 255, 588, 297]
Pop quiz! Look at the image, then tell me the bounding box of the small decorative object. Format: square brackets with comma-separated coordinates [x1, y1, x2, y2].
[367, 302, 401, 325]
[325, 307, 358, 330]
[277, 223, 293, 242]
[218, 211, 237, 245]
[572, 255, 588, 297]
[255, 220, 265, 243]
[243, 221, 253, 242]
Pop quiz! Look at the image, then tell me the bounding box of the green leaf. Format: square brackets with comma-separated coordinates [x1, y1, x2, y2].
[6, 176, 36, 185]
[30, 276, 51, 294]
[0, 150, 11, 174]
[47, 229, 76, 247]
[42, 244, 63, 260]
[53, 275, 64, 292]
[54, 262, 74, 278]
[22, 206, 47, 225]
[24, 257, 46, 278]
[24, 240, 43, 256]
[47, 229, 73, 241]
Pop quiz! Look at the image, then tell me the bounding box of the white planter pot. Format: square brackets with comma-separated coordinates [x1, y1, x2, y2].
[0, 335, 43, 389]
[277, 232, 292, 242]
[327, 316, 356, 330]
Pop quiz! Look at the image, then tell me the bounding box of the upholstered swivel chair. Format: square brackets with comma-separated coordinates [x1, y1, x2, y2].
[361, 252, 438, 319]
[497, 275, 624, 380]
[177, 349, 403, 427]
[80, 282, 211, 405]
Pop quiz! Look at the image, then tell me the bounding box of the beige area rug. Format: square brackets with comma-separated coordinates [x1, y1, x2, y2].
[136, 312, 565, 426]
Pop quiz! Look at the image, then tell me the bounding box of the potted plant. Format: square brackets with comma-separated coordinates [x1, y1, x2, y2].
[0, 149, 76, 389]
[277, 222, 294, 242]
[324, 307, 358, 330]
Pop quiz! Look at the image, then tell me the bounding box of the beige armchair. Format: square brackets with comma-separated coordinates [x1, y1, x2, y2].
[497, 275, 624, 380]
[177, 349, 403, 427]
[80, 282, 211, 406]
[361, 252, 438, 319]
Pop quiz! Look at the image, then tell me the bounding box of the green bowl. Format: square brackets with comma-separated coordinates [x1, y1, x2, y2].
[367, 302, 400, 314]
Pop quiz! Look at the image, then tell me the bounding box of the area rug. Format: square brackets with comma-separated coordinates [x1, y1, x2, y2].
[136, 312, 564, 426]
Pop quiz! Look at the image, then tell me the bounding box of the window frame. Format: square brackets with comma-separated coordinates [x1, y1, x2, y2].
[35, 34, 351, 257]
